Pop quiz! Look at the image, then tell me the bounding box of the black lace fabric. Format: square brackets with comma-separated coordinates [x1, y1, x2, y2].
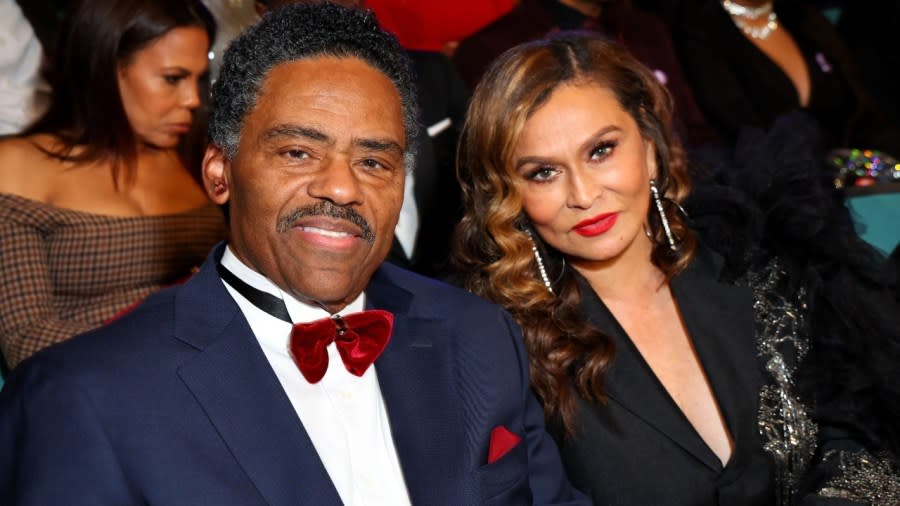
[688, 112, 900, 505]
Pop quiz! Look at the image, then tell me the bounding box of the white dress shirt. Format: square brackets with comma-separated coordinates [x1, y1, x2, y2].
[395, 170, 419, 260]
[220, 247, 411, 506]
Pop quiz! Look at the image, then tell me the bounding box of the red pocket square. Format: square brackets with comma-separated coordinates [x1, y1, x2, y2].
[487, 425, 522, 464]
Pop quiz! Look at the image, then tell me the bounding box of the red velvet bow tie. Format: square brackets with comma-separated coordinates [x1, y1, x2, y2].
[289, 310, 393, 384]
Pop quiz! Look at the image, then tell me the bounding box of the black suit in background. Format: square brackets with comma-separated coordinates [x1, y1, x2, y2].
[388, 50, 470, 278]
[385, 122, 437, 273]
[409, 50, 470, 277]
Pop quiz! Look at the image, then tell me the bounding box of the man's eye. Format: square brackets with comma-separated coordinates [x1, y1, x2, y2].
[285, 149, 309, 159]
[360, 158, 385, 170]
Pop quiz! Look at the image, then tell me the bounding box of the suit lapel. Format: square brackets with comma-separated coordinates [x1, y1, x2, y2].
[579, 248, 760, 474]
[671, 253, 760, 466]
[580, 278, 723, 472]
[366, 267, 466, 505]
[173, 247, 342, 506]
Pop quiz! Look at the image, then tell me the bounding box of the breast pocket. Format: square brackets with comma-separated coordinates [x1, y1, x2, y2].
[473, 441, 533, 505]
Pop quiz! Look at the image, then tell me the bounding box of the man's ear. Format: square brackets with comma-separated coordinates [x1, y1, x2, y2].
[202, 144, 231, 205]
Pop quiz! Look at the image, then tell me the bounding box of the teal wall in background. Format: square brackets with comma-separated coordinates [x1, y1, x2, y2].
[848, 193, 900, 256]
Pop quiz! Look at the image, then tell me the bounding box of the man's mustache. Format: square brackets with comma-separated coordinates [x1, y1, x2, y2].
[276, 201, 375, 244]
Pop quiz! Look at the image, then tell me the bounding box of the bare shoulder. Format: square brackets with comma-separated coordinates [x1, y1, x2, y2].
[0, 134, 66, 200]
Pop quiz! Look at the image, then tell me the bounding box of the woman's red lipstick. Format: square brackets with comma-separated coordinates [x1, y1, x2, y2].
[572, 212, 618, 237]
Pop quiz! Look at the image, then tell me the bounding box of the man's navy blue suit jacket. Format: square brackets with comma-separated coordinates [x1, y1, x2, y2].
[0, 244, 588, 505]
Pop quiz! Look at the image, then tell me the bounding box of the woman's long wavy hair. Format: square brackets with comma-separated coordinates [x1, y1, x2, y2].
[453, 33, 696, 435]
[23, 0, 215, 185]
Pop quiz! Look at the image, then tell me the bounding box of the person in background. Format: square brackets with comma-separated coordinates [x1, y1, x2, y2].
[671, 0, 900, 156]
[0, 4, 588, 505]
[0, 0, 49, 135]
[363, 0, 500, 275]
[453, 33, 899, 505]
[0, 0, 225, 370]
[452, 0, 719, 149]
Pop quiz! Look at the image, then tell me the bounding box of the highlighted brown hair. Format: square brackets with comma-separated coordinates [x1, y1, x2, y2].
[453, 33, 695, 434]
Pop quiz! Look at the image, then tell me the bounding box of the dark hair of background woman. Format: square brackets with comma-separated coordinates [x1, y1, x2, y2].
[24, 0, 216, 184]
[453, 33, 696, 434]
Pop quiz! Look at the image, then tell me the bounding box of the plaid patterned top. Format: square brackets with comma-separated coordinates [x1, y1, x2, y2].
[0, 193, 226, 368]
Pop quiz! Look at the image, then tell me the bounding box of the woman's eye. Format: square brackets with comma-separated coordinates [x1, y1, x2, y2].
[163, 75, 184, 85]
[590, 142, 616, 160]
[527, 166, 557, 182]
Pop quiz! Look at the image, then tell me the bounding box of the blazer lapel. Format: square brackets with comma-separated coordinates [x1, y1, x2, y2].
[579, 278, 724, 472]
[173, 248, 342, 506]
[366, 267, 466, 505]
[581, 246, 761, 474]
[671, 251, 761, 466]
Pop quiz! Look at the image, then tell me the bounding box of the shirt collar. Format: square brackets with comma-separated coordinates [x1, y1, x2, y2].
[221, 245, 365, 324]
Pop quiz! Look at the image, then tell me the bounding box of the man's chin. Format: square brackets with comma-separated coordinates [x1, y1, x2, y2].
[282, 267, 370, 308]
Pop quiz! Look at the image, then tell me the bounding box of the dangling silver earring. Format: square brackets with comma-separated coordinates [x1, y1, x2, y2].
[526, 231, 554, 294]
[650, 179, 677, 251]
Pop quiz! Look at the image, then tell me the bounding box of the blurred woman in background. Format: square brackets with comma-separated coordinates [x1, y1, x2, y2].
[0, 0, 225, 369]
[672, 0, 900, 156]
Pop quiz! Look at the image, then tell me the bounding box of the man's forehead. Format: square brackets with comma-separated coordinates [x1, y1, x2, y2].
[240, 56, 405, 148]
[250, 56, 401, 115]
